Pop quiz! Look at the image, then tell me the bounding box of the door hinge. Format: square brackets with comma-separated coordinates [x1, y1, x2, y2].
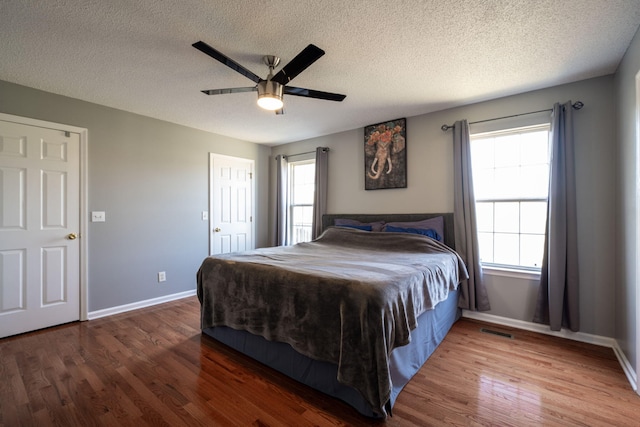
[249, 172, 253, 179]
[250, 216, 253, 222]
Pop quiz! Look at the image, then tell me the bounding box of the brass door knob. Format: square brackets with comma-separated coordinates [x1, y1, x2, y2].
[214, 227, 221, 232]
[67, 233, 78, 240]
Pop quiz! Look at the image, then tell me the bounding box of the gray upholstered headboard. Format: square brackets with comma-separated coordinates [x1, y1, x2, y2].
[322, 213, 455, 249]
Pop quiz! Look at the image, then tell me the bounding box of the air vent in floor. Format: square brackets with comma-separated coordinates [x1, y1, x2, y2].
[480, 328, 514, 339]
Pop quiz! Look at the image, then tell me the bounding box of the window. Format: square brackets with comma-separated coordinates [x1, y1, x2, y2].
[288, 159, 315, 245]
[470, 124, 550, 271]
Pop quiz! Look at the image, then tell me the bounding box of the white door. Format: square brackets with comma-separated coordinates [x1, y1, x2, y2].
[0, 120, 80, 338]
[210, 154, 254, 254]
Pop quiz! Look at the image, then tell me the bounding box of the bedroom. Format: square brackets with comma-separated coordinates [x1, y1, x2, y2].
[1, 0, 640, 424]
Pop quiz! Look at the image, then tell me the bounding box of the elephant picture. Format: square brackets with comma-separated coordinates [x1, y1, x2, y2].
[364, 118, 407, 190]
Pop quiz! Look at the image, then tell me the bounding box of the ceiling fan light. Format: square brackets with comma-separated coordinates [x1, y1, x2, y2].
[257, 80, 284, 110]
[257, 95, 284, 110]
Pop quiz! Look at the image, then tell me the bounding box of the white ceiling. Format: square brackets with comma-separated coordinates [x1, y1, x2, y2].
[1, 1, 639, 146]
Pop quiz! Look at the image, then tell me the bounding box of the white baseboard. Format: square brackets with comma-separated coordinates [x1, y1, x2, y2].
[462, 310, 615, 347]
[462, 310, 637, 391]
[87, 289, 197, 320]
[612, 341, 638, 392]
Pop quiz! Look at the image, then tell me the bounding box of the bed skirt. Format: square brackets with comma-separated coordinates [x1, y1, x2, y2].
[202, 288, 460, 418]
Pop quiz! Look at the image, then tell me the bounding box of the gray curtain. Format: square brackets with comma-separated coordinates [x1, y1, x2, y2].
[534, 102, 579, 331]
[274, 154, 289, 246]
[312, 147, 329, 239]
[453, 120, 491, 311]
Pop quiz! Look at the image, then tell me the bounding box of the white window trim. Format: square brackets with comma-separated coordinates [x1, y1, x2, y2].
[482, 264, 541, 280]
[287, 158, 316, 245]
[471, 122, 551, 274]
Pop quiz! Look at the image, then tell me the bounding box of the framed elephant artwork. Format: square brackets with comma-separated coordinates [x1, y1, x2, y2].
[364, 118, 407, 190]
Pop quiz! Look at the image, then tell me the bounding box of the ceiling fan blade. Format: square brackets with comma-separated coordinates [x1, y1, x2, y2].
[201, 87, 257, 96]
[284, 86, 346, 102]
[271, 44, 325, 85]
[193, 41, 262, 84]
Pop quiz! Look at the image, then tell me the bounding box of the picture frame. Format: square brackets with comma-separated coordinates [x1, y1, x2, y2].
[364, 118, 407, 190]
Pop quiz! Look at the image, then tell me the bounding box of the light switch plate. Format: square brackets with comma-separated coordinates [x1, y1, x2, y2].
[202, 211, 208, 221]
[91, 211, 106, 222]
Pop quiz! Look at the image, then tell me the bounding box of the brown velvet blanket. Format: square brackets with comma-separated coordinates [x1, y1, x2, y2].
[196, 227, 468, 416]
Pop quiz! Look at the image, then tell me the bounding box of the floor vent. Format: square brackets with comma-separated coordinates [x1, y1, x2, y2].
[480, 328, 514, 339]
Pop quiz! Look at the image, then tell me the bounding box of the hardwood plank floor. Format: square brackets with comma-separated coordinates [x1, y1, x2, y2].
[1, 296, 638, 426]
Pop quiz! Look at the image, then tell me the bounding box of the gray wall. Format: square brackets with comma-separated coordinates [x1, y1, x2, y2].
[0, 80, 271, 312]
[1, 65, 625, 343]
[271, 76, 617, 338]
[615, 25, 640, 384]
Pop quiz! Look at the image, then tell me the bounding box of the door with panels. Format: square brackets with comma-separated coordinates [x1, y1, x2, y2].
[209, 154, 254, 255]
[0, 119, 80, 338]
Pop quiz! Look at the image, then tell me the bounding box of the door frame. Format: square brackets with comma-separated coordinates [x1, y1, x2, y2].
[0, 113, 89, 321]
[208, 153, 255, 255]
[635, 70, 640, 395]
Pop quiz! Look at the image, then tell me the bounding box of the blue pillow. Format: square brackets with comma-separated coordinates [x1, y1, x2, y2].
[383, 216, 444, 238]
[384, 225, 442, 241]
[339, 224, 373, 231]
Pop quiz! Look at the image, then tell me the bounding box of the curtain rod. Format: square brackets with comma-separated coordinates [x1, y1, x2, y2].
[440, 101, 584, 131]
[276, 147, 329, 160]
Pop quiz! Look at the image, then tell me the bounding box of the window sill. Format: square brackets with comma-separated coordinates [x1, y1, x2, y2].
[482, 265, 541, 280]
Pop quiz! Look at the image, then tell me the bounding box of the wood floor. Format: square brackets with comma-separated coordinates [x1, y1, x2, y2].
[1, 297, 638, 426]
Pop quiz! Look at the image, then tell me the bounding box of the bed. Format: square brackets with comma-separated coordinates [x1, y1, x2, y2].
[196, 213, 467, 418]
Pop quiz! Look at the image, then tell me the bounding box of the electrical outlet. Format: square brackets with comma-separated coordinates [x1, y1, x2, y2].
[157, 271, 166, 282]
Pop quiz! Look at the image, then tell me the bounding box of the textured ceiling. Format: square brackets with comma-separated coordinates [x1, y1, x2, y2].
[1, 1, 639, 145]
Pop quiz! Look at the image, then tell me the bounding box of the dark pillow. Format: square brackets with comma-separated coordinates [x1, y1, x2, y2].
[338, 224, 373, 231]
[334, 218, 384, 232]
[383, 216, 444, 239]
[384, 225, 442, 241]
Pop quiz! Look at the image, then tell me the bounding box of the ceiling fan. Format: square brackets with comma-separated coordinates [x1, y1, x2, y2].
[193, 41, 346, 114]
